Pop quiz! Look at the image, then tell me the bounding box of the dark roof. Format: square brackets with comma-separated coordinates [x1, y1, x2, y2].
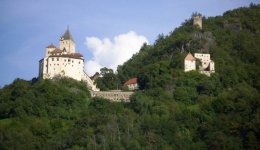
[46, 44, 56, 48]
[50, 48, 62, 54]
[61, 29, 75, 42]
[124, 78, 138, 86]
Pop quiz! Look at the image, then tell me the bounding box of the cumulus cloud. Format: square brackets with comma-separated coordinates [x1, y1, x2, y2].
[85, 31, 149, 75]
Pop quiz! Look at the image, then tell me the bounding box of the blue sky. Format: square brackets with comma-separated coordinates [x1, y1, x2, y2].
[0, 0, 259, 87]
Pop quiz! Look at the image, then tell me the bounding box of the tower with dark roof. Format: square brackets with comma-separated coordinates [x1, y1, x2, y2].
[59, 28, 76, 54]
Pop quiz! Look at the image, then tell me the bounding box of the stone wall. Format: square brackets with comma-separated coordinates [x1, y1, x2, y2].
[90, 91, 134, 102]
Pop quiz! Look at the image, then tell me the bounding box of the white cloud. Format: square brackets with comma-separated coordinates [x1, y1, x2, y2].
[85, 31, 149, 76]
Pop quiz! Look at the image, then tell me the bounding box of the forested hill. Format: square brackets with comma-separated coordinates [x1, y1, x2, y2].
[0, 5, 260, 149]
[117, 4, 260, 91]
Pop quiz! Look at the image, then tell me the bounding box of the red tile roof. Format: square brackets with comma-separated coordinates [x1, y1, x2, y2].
[124, 78, 138, 86]
[185, 52, 195, 61]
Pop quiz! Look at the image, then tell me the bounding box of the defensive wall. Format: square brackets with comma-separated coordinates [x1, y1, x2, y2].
[90, 90, 134, 102]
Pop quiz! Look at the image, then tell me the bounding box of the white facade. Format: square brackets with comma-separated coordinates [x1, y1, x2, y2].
[39, 29, 99, 91]
[184, 53, 215, 76]
[123, 78, 139, 91]
[184, 60, 196, 72]
[184, 53, 196, 72]
[127, 83, 139, 91]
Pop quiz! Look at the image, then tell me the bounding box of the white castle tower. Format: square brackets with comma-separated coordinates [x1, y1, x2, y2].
[184, 52, 196, 72]
[39, 29, 100, 91]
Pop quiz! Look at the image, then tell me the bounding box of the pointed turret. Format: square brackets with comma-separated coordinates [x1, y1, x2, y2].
[61, 28, 75, 42]
[59, 28, 76, 54]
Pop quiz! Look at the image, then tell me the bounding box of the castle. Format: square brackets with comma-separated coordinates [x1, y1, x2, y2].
[184, 52, 215, 76]
[38, 29, 99, 91]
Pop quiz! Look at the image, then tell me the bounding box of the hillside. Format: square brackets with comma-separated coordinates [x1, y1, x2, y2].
[1, 5, 260, 149]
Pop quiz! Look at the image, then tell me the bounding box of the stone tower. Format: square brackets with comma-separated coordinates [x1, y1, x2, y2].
[193, 15, 202, 29]
[59, 28, 76, 54]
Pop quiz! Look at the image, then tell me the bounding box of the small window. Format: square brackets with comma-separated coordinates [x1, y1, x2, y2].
[68, 59, 71, 62]
[79, 61, 80, 64]
[57, 58, 59, 61]
[52, 58, 54, 61]
[64, 59, 66, 62]
[72, 60, 74, 63]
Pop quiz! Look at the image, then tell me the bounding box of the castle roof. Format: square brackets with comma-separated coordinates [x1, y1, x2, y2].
[50, 48, 62, 54]
[185, 52, 195, 61]
[46, 44, 56, 48]
[49, 52, 84, 59]
[124, 78, 138, 86]
[61, 29, 75, 42]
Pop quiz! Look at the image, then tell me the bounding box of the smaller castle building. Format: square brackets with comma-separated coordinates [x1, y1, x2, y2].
[184, 52, 215, 76]
[123, 78, 139, 91]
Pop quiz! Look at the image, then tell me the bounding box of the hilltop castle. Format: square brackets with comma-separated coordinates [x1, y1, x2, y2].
[38, 29, 99, 91]
[184, 52, 215, 76]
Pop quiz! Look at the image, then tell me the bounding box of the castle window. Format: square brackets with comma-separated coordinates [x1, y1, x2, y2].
[68, 59, 71, 62]
[52, 58, 54, 61]
[57, 58, 59, 61]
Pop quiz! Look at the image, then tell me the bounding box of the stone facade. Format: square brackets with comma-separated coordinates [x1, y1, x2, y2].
[39, 29, 99, 91]
[193, 16, 202, 29]
[184, 52, 215, 76]
[90, 91, 134, 102]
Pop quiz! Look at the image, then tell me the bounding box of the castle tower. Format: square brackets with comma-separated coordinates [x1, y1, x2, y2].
[59, 28, 76, 54]
[184, 52, 196, 72]
[45, 44, 56, 57]
[193, 15, 202, 29]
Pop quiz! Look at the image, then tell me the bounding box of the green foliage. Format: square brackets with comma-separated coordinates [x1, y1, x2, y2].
[95, 67, 120, 91]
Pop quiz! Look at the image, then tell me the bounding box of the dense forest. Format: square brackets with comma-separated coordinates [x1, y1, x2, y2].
[0, 4, 260, 149]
